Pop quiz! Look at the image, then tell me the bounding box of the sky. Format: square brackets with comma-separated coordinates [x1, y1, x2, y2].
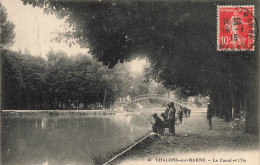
[1, 0, 88, 57]
[129, 58, 147, 73]
[1, 0, 146, 73]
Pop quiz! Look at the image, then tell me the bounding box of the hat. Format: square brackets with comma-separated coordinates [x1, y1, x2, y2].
[152, 113, 157, 117]
[169, 102, 174, 107]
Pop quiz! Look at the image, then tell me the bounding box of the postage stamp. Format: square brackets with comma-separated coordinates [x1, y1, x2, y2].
[217, 5, 255, 51]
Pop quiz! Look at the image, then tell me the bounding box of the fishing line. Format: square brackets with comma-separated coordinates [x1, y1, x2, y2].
[128, 103, 153, 123]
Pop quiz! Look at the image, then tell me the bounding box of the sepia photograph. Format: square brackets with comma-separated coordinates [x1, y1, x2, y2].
[0, 0, 259, 165]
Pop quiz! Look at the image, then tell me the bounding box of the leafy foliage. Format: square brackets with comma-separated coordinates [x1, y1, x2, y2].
[0, 3, 15, 49]
[8, 0, 260, 132]
[2, 50, 152, 109]
[20, 0, 257, 96]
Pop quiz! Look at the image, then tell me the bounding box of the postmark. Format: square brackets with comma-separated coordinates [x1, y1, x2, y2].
[217, 5, 255, 51]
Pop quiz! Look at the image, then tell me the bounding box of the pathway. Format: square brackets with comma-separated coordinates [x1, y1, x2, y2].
[112, 111, 259, 165]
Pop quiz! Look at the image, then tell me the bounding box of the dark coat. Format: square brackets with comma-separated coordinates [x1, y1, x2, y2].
[153, 116, 164, 128]
[168, 107, 176, 121]
[165, 107, 170, 117]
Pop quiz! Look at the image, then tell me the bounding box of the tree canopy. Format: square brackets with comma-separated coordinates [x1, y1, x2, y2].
[21, 0, 258, 95]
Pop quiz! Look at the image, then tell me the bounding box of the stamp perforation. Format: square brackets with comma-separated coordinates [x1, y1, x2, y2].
[217, 5, 255, 51]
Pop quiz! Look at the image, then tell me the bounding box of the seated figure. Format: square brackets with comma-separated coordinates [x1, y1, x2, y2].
[152, 113, 164, 135]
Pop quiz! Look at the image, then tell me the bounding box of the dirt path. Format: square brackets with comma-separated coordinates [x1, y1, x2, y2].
[112, 111, 259, 165]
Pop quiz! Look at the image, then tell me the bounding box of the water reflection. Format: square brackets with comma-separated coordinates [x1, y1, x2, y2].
[1, 113, 151, 165]
[41, 117, 47, 129]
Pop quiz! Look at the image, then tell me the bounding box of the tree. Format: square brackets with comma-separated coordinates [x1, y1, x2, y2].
[1, 3, 16, 111]
[44, 50, 134, 109]
[21, 53, 47, 109]
[2, 49, 137, 110]
[22, 0, 259, 133]
[0, 2, 15, 49]
[2, 50, 47, 110]
[2, 50, 25, 109]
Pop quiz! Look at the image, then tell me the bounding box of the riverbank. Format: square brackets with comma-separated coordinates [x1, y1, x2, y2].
[1, 109, 116, 117]
[110, 111, 259, 165]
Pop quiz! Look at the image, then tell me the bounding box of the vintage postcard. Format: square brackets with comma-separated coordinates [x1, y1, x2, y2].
[0, 0, 259, 165]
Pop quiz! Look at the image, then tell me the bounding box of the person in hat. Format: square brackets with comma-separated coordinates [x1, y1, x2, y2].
[152, 113, 164, 134]
[207, 103, 214, 130]
[168, 102, 176, 135]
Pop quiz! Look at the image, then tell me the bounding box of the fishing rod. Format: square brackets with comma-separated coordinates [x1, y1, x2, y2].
[129, 103, 153, 123]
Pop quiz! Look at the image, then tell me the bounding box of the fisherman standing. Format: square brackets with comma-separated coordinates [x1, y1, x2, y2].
[164, 102, 170, 117]
[168, 102, 176, 135]
[207, 103, 214, 130]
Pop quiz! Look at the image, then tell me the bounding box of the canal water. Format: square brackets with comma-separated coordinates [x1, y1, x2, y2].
[1, 109, 164, 165]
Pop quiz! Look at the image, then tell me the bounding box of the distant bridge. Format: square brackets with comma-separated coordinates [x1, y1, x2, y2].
[113, 94, 192, 111]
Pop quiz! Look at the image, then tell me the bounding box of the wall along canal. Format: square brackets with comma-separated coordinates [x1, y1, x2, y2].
[1, 110, 162, 165]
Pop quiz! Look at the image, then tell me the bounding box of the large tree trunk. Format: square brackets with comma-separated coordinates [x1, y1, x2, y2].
[245, 75, 259, 134]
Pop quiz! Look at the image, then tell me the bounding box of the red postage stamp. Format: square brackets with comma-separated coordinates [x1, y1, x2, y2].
[217, 5, 255, 51]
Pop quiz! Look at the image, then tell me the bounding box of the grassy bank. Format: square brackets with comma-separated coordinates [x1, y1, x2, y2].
[93, 132, 159, 165]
